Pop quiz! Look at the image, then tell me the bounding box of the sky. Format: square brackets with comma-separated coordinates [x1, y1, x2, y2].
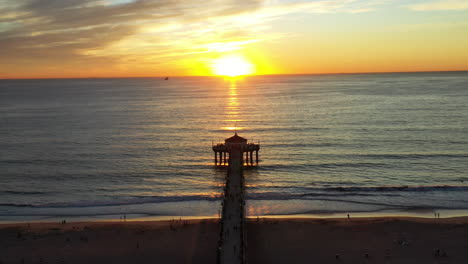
[1, 0, 468, 78]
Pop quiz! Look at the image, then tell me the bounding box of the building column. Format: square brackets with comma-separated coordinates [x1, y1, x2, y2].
[224, 152, 227, 165]
[215, 151, 218, 165]
[250, 151, 253, 166]
[256, 150, 259, 164]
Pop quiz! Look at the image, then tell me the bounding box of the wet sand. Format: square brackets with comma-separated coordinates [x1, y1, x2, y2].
[1, 217, 467, 264]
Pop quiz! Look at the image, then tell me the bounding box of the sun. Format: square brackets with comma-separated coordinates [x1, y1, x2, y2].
[212, 55, 254, 77]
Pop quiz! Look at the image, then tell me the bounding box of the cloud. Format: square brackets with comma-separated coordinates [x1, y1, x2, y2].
[0, 0, 266, 74]
[0, 0, 385, 77]
[408, 0, 468, 11]
[258, 0, 387, 15]
[386, 20, 468, 33]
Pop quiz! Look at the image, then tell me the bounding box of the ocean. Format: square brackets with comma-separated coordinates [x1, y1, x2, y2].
[1, 72, 468, 222]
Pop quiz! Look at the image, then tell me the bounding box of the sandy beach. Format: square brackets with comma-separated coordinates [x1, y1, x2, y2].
[1, 216, 467, 263]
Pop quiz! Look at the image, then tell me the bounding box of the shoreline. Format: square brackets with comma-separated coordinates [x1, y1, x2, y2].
[3, 215, 468, 227]
[2, 208, 468, 224]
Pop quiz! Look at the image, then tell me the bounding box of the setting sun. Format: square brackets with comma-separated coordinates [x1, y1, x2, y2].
[212, 55, 254, 77]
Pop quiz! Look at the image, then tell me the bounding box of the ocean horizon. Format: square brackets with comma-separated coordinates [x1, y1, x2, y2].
[1, 72, 468, 222]
[3, 70, 468, 80]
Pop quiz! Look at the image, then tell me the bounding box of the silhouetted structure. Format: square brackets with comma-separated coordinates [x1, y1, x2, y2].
[212, 133, 260, 166]
[216, 134, 249, 264]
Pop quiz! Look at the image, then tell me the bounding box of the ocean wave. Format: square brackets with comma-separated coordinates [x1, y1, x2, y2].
[0, 192, 374, 208]
[0, 194, 222, 208]
[2, 185, 468, 209]
[358, 153, 468, 159]
[245, 191, 379, 200]
[247, 185, 468, 194]
[257, 162, 391, 170]
[322, 185, 468, 192]
[0, 190, 51, 195]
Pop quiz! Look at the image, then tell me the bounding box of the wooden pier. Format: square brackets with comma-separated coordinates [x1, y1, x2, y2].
[216, 134, 258, 264]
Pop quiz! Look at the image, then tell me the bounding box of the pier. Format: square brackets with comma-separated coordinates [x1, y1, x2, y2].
[213, 133, 260, 167]
[216, 134, 259, 264]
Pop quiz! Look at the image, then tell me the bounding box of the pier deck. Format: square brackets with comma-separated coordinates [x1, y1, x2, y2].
[218, 149, 245, 264]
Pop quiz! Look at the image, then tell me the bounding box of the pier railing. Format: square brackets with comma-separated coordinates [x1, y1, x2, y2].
[212, 142, 260, 167]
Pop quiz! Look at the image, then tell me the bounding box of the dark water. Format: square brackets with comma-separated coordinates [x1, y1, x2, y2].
[1, 72, 468, 221]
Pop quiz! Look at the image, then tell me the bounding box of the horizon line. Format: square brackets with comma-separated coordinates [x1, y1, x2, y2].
[1, 70, 467, 80]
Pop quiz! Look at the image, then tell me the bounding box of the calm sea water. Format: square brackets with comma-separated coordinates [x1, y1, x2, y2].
[1, 72, 468, 221]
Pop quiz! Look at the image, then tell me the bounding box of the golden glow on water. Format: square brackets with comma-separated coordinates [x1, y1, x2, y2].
[158, 191, 222, 198]
[222, 126, 245, 131]
[221, 81, 243, 131]
[247, 203, 271, 216]
[228, 98, 239, 106]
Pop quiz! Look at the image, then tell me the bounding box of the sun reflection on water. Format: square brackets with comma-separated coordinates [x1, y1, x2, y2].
[222, 80, 243, 132]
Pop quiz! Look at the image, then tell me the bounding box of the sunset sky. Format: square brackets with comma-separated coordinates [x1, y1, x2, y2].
[1, 0, 468, 78]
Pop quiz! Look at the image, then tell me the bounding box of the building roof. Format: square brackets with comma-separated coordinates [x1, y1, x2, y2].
[225, 133, 247, 143]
